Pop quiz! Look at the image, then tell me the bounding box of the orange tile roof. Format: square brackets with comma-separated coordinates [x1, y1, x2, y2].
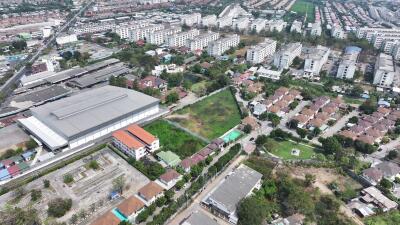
[90, 211, 120, 225]
[138, 181, 164, 200]
[112, 130, 144, 150]
[117, 196, 145, 216]
[126, 124, 157, 145]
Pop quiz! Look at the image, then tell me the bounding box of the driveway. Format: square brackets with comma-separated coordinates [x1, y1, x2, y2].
[321, 110, 359, 138]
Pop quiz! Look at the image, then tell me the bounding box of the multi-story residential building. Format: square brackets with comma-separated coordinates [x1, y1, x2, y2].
[115, 22, 151, 39]
[337, 46, 361, 80]
[246, 38, 277, 64]
[181, 13, 201, 26]
[310, 22, 322, 36]
[250, 19, 266, 33]
[356, 27, 400, 59]
[393, 44, 400, 60]
[303, 45, 331, 79]
[147, 26, 182, 45]
[232, 17, 250, 31]
[166, 29, 200, 47]
[273, 42, 302, 69]
[201, 15, 217, 27]
[267, 19, 287, 32]
[217, 16, 233, 28]
[356, 27, 400, 42]
[290, 20, 302, 33]
[128, 24, 164, 41]
[331, 26, 345, 39]
[373, 53, 398, 87]
[207, 34, 240, 56]
[186, 31, 220, 51]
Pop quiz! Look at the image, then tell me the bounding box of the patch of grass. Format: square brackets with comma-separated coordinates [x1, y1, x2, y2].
[264, 138, 317, 159]
[191, 80, 208, 96]
[290, 0, 315, 23]
[364, 210, 400, 225]
[171, 89, 241, 139]
[144, 120, 207, 158]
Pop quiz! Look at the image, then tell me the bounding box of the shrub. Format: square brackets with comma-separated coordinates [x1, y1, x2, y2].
[63, 174, 74, 184]
[47, 198, 72, 217]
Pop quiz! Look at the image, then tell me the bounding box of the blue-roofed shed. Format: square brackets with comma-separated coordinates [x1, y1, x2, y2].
[0, 169, 10, 181]
[22, 151, 35, 161]
[345, 46, 362, 54]
[378, 99, 390, 107]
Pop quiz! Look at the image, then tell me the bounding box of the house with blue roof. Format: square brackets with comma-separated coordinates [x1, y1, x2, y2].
[22, 151, 35, 161]
[0, 169, 10, 181]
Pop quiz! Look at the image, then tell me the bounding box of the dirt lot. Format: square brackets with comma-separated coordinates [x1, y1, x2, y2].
[0, 147, 149, 224]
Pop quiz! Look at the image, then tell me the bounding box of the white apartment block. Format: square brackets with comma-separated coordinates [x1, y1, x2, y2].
[115, 22, 151, 39]
[217, 16, 233, 28]
[290, 20, 302, 33]
[273, 42, 302, 70]
[356, 27, 400, 41]
[246, 38, 277, 64]
[232, 17, 250, 31]
[303, 45, 330, 79]
[250, 19, 266, 33]
[147, 26, 182, 45]
[373, 53, 398, 87]
[207, 34, 240, 56]
[331, 26, 345, 39]
[267, 20, 287, 32]
[201, 15, 217, 27]
[186, 31, 220, 51]
[393, 45, 400, 60]
[337, 51, 359, 80]
[128, 24, 164, 41]
[72, 22, 116, 35]
[166, 29, 200, 47]
[372, 34, 400, 49]
[181, 13, 201, 26]
[310, 22, 322, 36]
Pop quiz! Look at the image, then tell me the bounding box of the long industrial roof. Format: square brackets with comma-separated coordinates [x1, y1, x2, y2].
[28, 85, 159, 140]
[202, 164, 262, 214]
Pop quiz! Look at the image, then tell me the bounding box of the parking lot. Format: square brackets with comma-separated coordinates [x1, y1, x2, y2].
[0, 147, 149, 223]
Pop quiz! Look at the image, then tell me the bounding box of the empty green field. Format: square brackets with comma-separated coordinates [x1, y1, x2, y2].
[264, 138, 317, 160]
[144, 120, 207, 158]
[290, 0, 315, 23]
[168, 89, 241, 140]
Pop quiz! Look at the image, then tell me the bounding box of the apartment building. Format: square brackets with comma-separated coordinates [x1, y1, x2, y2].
[186, 32, 220, 51]
[232, 17, 250, 31]
[250, 19, 266, 33]
[207, 34, 240, 56]
[201, 15, 217, 27]
[310, 22, 322, 36]
[267, 19, 287, 32]
[373, 53, 398, 87]
[246, 38, 277, 64]
[181, 13, 202, 26]
[356, 27, 400, 42]
[147, 26, 182, 45]
[331, 26, 345, 39]
[337, 47, 361, 80]
[115, 22, 151, 39]
[128, 24, 165, 41]
[217, 16, 233, 28]
[166, 29, 200, 47]
[273, 42, 302, 69]
[303, 45, 331, 79]
[290, 20, 302, 33]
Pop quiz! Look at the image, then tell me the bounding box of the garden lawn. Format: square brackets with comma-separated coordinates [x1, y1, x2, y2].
[290, 0, 315, 23]
[170, 89, 241, 140]
[265, 138, 316, 160]
[144, 120, 206, 158]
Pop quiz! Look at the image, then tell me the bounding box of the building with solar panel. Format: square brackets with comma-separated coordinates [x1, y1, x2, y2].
[18, 85, 160, 151]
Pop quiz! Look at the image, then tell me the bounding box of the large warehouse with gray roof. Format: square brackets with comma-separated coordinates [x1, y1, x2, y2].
[18, 85, 160, 151]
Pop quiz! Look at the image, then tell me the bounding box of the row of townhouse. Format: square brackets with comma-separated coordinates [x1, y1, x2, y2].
[339, 107, 399, 145]
[246, 38, 277, 64]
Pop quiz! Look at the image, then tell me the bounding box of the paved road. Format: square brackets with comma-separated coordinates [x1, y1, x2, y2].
[0, 1, 93, 98]
[321, 110, 358, 138]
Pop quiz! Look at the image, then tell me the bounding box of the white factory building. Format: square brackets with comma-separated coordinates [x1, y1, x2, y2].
[273, 42, 302, 70]
[373, 53, 398, 88]
[246, 38, 277, 64]
[166, 29, 200, 47]
[18, 86, 160, 151]
[303, 45, 331, 79]
[336, 46, 361, 80]
[207, 34, 240, 56]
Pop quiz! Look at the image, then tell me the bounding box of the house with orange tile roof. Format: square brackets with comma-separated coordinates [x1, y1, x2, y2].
[357, 135, 375, 145]
[338, 130, 358, 140]
[116, 196, 145, 223]
[157, 169, 182, 189]
[126, 124, 160, 152]
[90, 211, 120, 225]
[137, 181, 164, 206]
[112, 130, 147, 160]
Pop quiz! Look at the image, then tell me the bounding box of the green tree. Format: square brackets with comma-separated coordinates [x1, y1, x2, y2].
[88, 160, 99, 170]
[237, 196, 268, 225]
[320, 137, 342, 155]
[305, 173, 316, 186]
[166, 91, 179, 104]
[243, 124, 252, 134]
[47, 198, 73, 217]
[112, 176, 126, 194]
[380, 178, 393, 190]
[43, 179, 50, 188]
[30, 189, 42, 202]
[296, 128, 308, 139]
[63, 174, 74, 184]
